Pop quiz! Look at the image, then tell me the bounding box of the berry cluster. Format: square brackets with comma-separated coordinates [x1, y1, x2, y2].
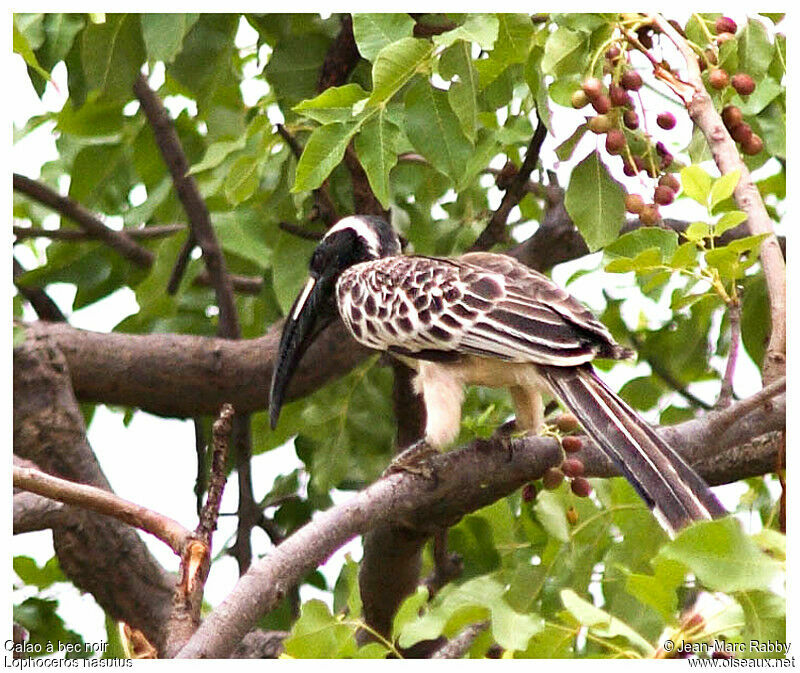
[573, 46, 681, 226]
[537, 413, 592, 517]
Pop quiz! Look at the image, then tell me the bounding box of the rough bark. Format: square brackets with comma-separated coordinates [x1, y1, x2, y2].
[13, 337, 175, 652]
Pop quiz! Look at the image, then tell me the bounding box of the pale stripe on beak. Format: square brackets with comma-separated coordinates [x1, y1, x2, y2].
[292, 277, 317, 321]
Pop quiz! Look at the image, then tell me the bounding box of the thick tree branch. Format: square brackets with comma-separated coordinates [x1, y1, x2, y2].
[652, 14, 786, 383]
[23, 319, 371, 418]
[13, 173, 155, 267]
[14, 337, 174, 652]
[13, 465, 191, 554]
[177, 387, 784, 658]
[133, 74, 240, 339]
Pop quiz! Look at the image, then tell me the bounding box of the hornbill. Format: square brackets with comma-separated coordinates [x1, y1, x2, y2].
[269, 215, 725, 535]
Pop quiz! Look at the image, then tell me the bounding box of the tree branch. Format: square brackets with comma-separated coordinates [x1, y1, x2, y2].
[13, 174, 155, 267]
[177, 387, 784, 658]
[133, 74, 240, 340]
[470, 117, 547, 251]
[13, 256, 66, 322]
[652, 14, 786, 383]
[13, 223, 187, 241]
[13, 465, 191, 554]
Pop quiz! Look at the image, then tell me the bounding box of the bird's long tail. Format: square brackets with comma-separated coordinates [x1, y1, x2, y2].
[540, 364, 726, 536]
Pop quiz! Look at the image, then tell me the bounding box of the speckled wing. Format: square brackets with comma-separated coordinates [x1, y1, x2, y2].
[335, 252, 631, 366]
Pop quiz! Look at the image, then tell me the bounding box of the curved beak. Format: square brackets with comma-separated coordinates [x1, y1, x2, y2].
[269, 276, 335, 429]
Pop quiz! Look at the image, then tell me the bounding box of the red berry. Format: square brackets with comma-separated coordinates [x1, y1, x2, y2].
[591, 94, 611, 114]
[605, 46, 621, 62]
[620, 70, 643, 91]
[730, 122, 753, 144]
[542, 467, 564, 490]
[556, 413, 579, 433]
[657, 111, 676, 130]
[566, 506, 579, 525]
[640, 204, 661, 225]
[571, 477, 592, 498]
[581, 77, 604, 100]
[636, 27, 653, 49]
[715, 16, 737, 34]
[625, 193, 645, 214]
[658, 173, 680, 192]
[622, 160, 636, 177]
[609, 83, 632, 107]
[561, 436, 583, 453]
[522, 483, 537, 502]
[741, 133, 763, 155]
[562, 458, 585, 478]
[709, 68, 729, 90]
[721, 105, 743, 130]
[605, 129, 626, 155]
[732, 73, 756, 96]
[623, 109, 639, 130]
[654, 185, 675, 206]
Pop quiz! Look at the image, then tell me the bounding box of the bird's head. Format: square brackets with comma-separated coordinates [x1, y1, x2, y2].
[268, 216, 400, 428]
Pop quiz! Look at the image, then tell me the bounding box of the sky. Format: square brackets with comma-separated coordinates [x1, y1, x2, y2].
[10, 10, 790, 654]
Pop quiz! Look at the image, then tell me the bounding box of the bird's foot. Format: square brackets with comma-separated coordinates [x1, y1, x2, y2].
[383, 440, 439, 481]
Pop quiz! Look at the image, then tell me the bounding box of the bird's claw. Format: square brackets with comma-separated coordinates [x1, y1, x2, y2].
[383, 440, 439, 482]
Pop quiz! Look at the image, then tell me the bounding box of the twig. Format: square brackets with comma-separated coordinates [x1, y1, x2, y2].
[165, 404, 234, 658]
[470, 117, 548, 251]
[229, 417, 259, 574]
[423, 529, 463, 598]
[716, 300, 741, 409]
[13, 223, 186, 241]
[13, 465, 191, 555]
[13, 256, 66, 322]
[702, 376, 785, 439]
[166, 234, 196, 295]
[133, 74, 240, 340]
[278, 221, 324, 241]
[652, 14, 786, 384]
[430, 621, 489, 659]
[13, 174, 155, 267]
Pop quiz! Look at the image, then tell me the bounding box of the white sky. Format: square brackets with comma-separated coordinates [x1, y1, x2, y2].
[9, 9, 792, 655]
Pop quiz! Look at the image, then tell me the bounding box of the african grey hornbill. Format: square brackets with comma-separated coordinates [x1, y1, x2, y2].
[269, 215, 725, 535]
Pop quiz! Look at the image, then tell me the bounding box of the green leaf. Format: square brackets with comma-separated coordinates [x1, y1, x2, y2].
[541, 26, 588, 77]
[741, 273, 769, 368]
[56, 100, 125, 137]
[680, 165, 712, 206]
[433, 14, 499, 49]
[223, 155, 259, 205]
[560, 589, 655, 656]
[14, 597, 86, 659]
[618, 375, 665, 411]
[657, 518, 783, 592]
[475, 14, 534, 88]
[40, 14, 85, 68]
[392, 586, 430, 639]
[13, 325, 27, 348]
[188, 137, 246, 175]
[212, 211, 272, 268]
[14, 556, 66, 590]
[352, 13, 415, 62]
[669, 241, 698, 269]
[684, 221, 711, 242]
[398, 576, 543, 653]
[292, 122, 359, 193]
[293, 83, 369, 124]
[564, 151, 625, 252]
[404, 79, 473, 185]
[271, 232, 318, 314]
[738, 18, 774, 80]
[13, 17, 51, 83]
[714, 210, 748, 237]
[440, 41, 479, 141]
[283, 600, 357, 658]
[605, 227, 678, 263]
[623, 557, 685, 622]
[367, 37, 433, 106]
[81, 14, 145, 102]
[354, 109, 400, 208]
[140, 14, 199, 63]
[263, 32, 331, 110]
[555, 122, 588, 161]
[533, 489, 569, 542]
[709, 169, 741, 209]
